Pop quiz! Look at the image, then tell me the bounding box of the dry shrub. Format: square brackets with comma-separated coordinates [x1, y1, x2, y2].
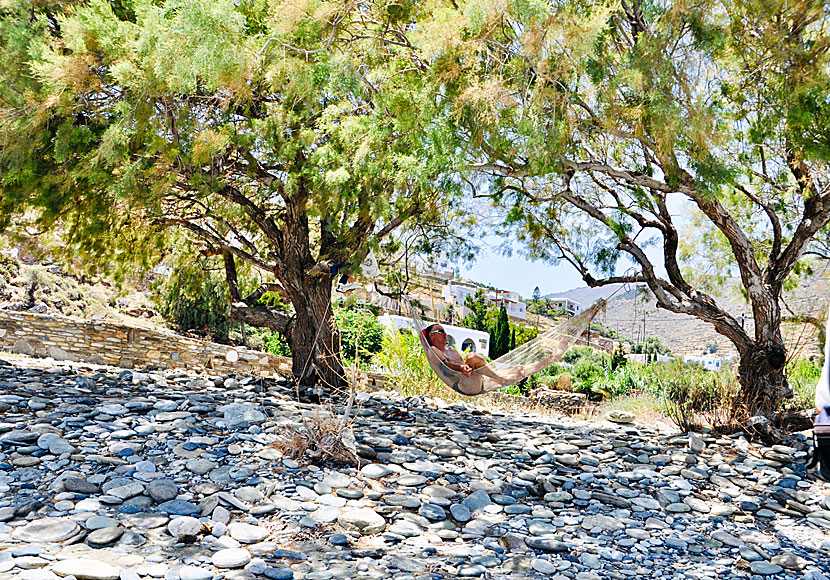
[655, 361, 741, 433]
[555, 373, 573, 392]
[273, 414, 361, 467]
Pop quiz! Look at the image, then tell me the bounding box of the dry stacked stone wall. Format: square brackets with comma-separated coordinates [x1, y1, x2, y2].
[0, 310, 292, 377]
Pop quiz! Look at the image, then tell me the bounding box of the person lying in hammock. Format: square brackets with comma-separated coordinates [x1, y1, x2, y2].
[424, 323, 517, 385]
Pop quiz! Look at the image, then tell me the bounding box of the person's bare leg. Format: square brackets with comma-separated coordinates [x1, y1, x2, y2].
[466, 353, 517, 385]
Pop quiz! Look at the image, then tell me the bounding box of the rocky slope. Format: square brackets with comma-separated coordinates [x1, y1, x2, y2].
[546, 264, 830, 358]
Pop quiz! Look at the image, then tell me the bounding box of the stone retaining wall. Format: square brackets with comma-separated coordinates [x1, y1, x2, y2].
[0, 310, 292, 377]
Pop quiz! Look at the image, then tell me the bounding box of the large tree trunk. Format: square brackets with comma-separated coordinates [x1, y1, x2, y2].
[734, 291, 792, 418]
[287, 274, 344, 388]
[735, 339, 790, 418]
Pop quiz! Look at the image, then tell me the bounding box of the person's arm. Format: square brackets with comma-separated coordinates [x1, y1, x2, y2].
[430, 346, 472, 375]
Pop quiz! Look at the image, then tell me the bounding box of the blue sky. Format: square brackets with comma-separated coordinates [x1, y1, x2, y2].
[457, 244, 586, 299]
[455, 196, 690, 300]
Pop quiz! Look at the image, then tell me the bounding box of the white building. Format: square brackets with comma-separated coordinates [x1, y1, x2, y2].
[548, 297, 582, 316]
[412, 253, 455, 280]
[378, 314, 490, 354]
[441, 283, 527, 321]
[683, 355, 728, 372]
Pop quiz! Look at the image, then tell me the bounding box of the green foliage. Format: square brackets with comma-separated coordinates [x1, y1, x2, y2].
[375, 329, 449, 398]
[572, 358, 607, 399]
[489, 304, 510, 359]
[610, 342, 627, 371]
[461, 290, 490, 332]
[559, 346, 612, 399]
[784, 357, 821, 411]
[630, 335, 671, 355]
[528, 297, 567, 318]
[0, 254, 19, 286]
[334, 305, 384, 364]
[262, 331, 292, 358]
[243, 326, 292, 357]
[0, 0, 458, 385]
[510, 320, 538, 348]
[703, 342, 719, 355]
[433, 0, 830, 409]
[562, 346, 597, 365]
[154, 259, 229, 343]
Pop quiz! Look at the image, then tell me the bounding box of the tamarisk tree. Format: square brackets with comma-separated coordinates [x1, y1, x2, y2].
[0, 0, 452, 386]
[432, 0, 830, 415]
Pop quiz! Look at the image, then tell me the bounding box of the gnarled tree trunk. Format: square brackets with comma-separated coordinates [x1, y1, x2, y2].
[734, 291, 792, 418]
[735, 340, 790, 418]
[286, 274, 343, 388]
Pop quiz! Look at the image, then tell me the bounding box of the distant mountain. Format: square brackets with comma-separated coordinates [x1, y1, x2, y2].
[542, 266, 830, 358]
[543, 284, 630, 306]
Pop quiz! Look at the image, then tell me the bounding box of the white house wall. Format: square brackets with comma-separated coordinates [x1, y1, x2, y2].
[379, 314, 490, 354]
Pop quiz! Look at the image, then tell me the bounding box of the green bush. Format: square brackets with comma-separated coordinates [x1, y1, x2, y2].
[375, 329, 449, 398]
[262, 330, 291, 357]
[785, 357, 821, 411]
[572, 358, 608, 399]
[154, 260, 230, 343]
[335, 306, 384, 364]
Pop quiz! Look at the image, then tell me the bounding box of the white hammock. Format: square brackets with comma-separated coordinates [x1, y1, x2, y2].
[407, 298, 607, 396]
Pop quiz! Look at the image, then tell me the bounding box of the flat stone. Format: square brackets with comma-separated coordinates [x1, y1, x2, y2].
[52, 559, 121, 580]
[749, 562, 783, 575]
[19, 571, 61, 580]
[158, 499, 201, 516]
[770, 553, 808, 571]
[219, 403, 266, 430]
[12, 518, 79, 543]
[123, 512, 169, 529]
[450, 504, 472, 522]
[264, 567, 294, 580]
[85, 516, 119, 530]
[187, 459, 217, 474]
[605, 410, 635, 424]
[711, 530, 743, 547]
[49, 438, 74, 455]
[581, 515, 624, 531]
[418, 503, 447, 521]
[462, 490, 492, 512]
[108, 482, 145, 500]
[361, 464, 392, 479]
[212, 548, 252, 569]
[387, 556, 426, 573]
[525, 537, 569, 552]
[146, 479, 179, 502]
[168, 516, 202, 539]
[337, 508, 385, 535]
[86, 527, 124, 547]
[228, 522, 269, 543]
[531, 558, 559, 574]
[63, 477, 101, 495]
[178, 566, 214, 580]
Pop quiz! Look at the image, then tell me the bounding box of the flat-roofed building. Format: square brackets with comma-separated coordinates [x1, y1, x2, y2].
[442, 283, 527, 321]
[378, 314, 490, 354]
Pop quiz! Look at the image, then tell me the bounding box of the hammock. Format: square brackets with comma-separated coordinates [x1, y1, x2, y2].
[407, 298, 607, 396]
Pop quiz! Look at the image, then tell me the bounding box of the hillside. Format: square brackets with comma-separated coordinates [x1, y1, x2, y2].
[545, 264, 830, 358]
[2, 249, 827, 361]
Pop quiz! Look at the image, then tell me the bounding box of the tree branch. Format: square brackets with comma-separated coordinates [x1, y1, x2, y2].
[735, 183, 782, 261]
[161, 218, 278, 275]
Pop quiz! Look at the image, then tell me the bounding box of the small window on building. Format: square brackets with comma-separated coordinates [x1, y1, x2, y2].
[461, 338, 476, 352]
[446, 334, 456, 348]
